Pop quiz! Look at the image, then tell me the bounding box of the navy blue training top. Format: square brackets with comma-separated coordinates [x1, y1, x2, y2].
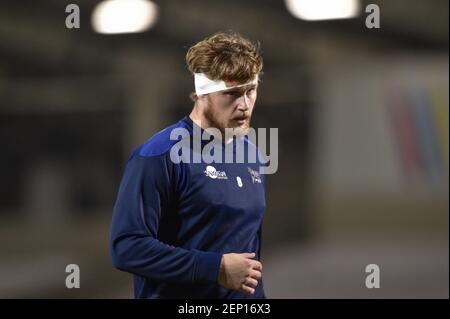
[110, 115, 266, 299]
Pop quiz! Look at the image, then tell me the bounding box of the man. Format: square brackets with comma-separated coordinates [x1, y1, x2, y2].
[110, 32, 267, 299]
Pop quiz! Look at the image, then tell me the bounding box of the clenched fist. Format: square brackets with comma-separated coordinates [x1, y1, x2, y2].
[218, 252, 262, 295]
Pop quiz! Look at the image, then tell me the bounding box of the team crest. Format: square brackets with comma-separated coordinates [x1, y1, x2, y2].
[248, 167, 262, 184]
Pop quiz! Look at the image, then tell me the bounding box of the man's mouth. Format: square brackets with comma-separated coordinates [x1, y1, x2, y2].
[232, 116, 248, 125]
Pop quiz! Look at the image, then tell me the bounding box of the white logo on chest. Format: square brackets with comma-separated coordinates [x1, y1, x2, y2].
[248, 167, 262, 184]
[204, 165, 228, 179]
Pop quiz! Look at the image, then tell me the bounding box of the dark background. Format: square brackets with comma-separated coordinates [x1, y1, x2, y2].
[0, 0, 448, 298]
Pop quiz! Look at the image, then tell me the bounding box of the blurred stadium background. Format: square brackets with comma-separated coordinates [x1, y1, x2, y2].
[0, 0, 448, 298]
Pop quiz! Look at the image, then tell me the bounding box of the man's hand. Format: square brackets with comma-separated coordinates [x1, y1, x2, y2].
[218, 252, 262, 295]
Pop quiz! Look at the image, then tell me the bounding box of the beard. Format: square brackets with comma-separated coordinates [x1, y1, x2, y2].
[204, 99, 251, 140]
[230, 120, 251, 138]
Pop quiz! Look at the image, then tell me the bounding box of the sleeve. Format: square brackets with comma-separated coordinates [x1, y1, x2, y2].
[110, 149, 222, 284]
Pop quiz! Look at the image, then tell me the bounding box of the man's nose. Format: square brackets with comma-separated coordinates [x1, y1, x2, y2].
[237, 94, 250, 112]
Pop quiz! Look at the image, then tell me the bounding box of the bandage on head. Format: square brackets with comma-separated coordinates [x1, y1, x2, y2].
[194, 73, 258, 96]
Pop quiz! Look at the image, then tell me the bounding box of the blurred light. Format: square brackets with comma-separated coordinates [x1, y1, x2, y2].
[285, 0, 360, 21]
[92, 0, 158, 34]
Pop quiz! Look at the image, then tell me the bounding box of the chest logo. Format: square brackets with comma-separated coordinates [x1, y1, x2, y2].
[236, 176, 243, 187]
[248, 167, 262, 184]
[204, 165, 228, 179]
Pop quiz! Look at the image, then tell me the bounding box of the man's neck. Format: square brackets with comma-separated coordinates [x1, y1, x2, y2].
[189, 105, 234, 144]
[189, 105, 206, 128]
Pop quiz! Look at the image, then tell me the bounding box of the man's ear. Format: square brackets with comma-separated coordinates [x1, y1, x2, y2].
[189, 92, 198, 102]
[198, 94, 209, 105]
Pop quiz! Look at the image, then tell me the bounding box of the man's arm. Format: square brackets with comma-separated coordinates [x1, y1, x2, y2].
[110, 151, 222, 284]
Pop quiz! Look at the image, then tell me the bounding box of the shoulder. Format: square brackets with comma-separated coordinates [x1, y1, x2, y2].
[129, 118, 190, 161]
[242, 135, 264, 158]
[122, 119, 191, 183]
[242, 135, 268, 173]
[243, 135, 257, 149]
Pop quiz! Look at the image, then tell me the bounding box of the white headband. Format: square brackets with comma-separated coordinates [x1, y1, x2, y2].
[194, 73, 258, 96]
